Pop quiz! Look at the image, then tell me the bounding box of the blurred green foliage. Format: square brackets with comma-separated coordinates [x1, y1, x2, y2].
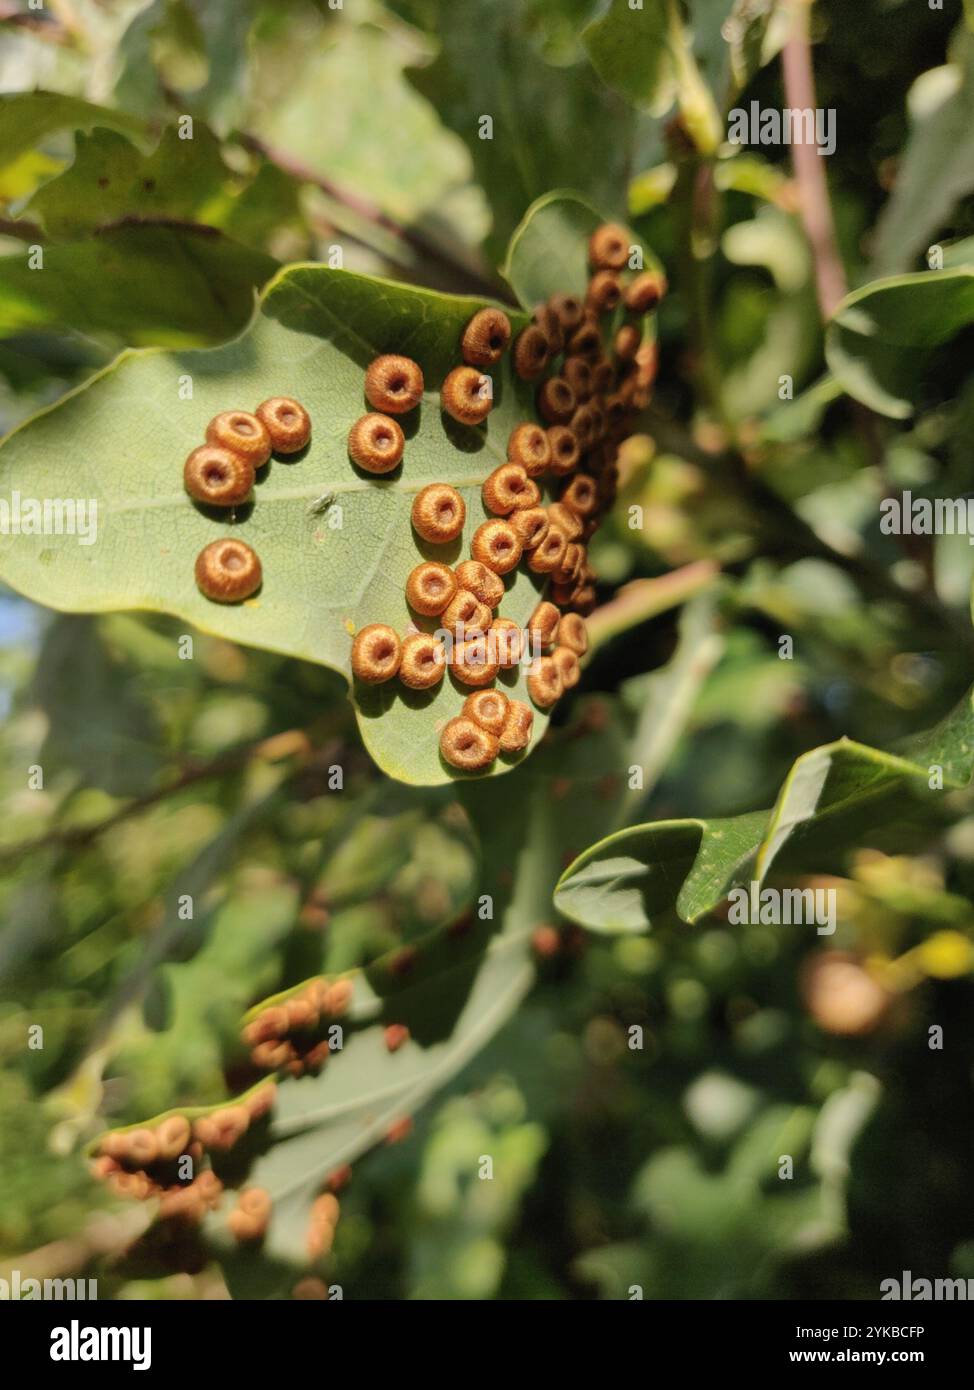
[2, 0, 974, 1300]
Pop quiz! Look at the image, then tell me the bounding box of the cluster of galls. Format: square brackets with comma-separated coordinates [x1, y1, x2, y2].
[240, 975, 354, 1077]
[349, 224, 662, 774]
[89, 1084, 276, 1228]
[183, 398, 312, 603]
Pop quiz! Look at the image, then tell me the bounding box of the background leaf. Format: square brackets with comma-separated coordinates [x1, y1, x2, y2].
[0, 92, 148, 167]
[554, 685, 974, 933]
[197, 701, 629, 1297]
[24, 126, 233, 240]
[871, 29, 974, 276]
[406, 0, 636, 261]
[504, 189, 662, 307]
[825, 260, 974, 418]
[0, 224, 276, 346]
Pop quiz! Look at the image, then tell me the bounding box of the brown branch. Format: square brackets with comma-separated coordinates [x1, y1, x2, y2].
[0, 216, 44, 242]
[780, 0, 847, 320]
[0, 9, 73, 43]
[0, 729, 314, 868]
[643, 406, 974, 653]
[235, 131, 512, 304]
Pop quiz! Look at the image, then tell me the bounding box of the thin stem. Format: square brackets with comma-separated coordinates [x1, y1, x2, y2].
[644, 406, 974, 653]
[780, 0, 847, 320]
[236, 132, 512, 304]
[0, 729, 324, 867]
[672, 157, 727, 427]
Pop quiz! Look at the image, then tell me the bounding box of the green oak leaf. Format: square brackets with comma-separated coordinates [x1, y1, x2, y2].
[112, 0, 260, 131]
[0, 92, 149, 167]
[0, 262, 561, 785]
[110, 883, 299, 1119]
[554, 684, 974, 932]
[825, 256, 974, 419]
[504, 189, 662, 311]
[251, 19, 487, 248]
[30, 614, 162, 798]
[582, 0, 675, 113]
[406, 0, 635, 261]
[871, 28, 974, 277]
[583, 0, 723, 154]
[0, 223, 277, 346]
[24, 126, 232, 240]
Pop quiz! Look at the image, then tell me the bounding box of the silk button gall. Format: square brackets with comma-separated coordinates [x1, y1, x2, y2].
[548, 292, 585, 333]
[454, 559, 505, 608]
[528, 655, 564, 708]
[552, 644, 581, 690]
[508, 506, 549, 550]
[351, 623, 402, 683]
[586, 270, 622, 315]
[498, 699, 534, 753]
[528, 601, 561, 649]
[448, 635, 500, 687]
[512, 324, 550, 380]
[412, 483, 466, 544]
[442, 365, 493, 425]
[546, 426, 580, 476]
[206, 410, 272, 466]
[442, 587, 492, 634]
[614, 324, 641, 362]
[482, 462, 533, 516]
[625, 271, 668, 314]
[462, 687, 510, 736]
[561, 473, 599, 519]
[184, 445, 254, 507]
[405, 561, 458, 616]
[461, 308, 512, 367]
[348, 412, 405, 473]
[567, 315, 602, 359]
[537, 376, 577, 425]
[364, 354, 425, 414]
[489, 617, 525, 668]
[507, 422, 551, 477]
[588, 222, 630, 271]
[527, 525, 568, 575]
[547, 501, 583, 540]
[532, 302, 564, 355]
[195, 538, 262, 602]
[399, 632, 446, 690]
[471, 519, 523, 574]
[563, 356, 593, 402]
[440, 715, 498, 770]
[256, 397, 311, 453]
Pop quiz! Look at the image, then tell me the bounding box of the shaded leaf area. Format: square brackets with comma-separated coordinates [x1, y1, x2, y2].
[0, 92, 148, 167]
[405, 0, 636, 261]
[871, 28, 974, 277]
[0, 96, 285, 347]
[583, 0, 674, 114]
[104, 701, 629, 1297]
[109, 883, 299, 1118]
[23, 126, 232, 240]
[554, 684, 974, 933]
[576, 1075, 880, 1299]
[825, 254, 974, 419]
[0, 223, 276, 347]
[505, 189, 659, 308]
[112, 0, 261, 131]
[30, 615, 162, 798]
[0, 261, 562, 784]
[250, 17, 488, 252]
[690, 0, 790, 107]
